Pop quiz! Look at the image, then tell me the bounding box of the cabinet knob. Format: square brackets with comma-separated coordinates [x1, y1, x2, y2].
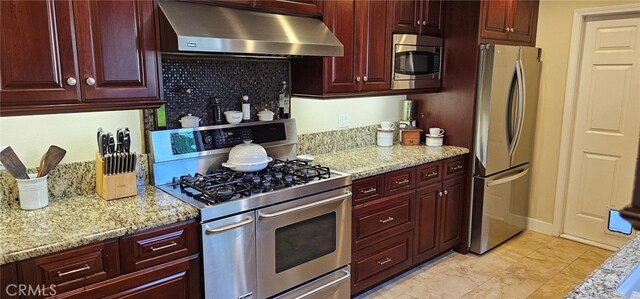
[363, 76, 368, 82]
[444, 190, 448, 195]
[356, 76, 361, 82]
[422, 20, 426, 26]
[510, 28, 514, 32]
[417, 20, 421, 25]
[66, 77, 77, 86]
[505, 27, 510, 32]
[86, 77, 96, 86]
[438, 191, 443, 197]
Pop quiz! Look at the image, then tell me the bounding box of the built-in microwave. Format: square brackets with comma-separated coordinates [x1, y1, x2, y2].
[391, 34, 443, 90]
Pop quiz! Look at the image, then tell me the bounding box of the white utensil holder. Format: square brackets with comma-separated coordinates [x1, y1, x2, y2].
[16, 174, 49, 210]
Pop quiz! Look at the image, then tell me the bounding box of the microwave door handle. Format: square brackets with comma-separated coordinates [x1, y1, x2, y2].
[291, 268, 351, 299]
[395, 45, 438, 55]
[258, 192, 352, 219]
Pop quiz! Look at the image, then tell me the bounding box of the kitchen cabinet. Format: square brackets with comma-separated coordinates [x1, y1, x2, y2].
[478, 0, 539, 46]
[0, 0, 162, 116]
[350, 154, 468, 295]
[1, 263, 18, 299]
[8, 219, 200, 299]
[291, 0, 393, 95]
[392, 0, 444, 36]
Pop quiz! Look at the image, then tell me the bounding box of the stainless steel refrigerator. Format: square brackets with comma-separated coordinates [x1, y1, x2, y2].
[469, 44, 542, 254]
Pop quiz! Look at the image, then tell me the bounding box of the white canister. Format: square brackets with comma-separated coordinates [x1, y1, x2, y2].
[425, 134, 444, 147]
[16, 174, 49, 210]
[377, 130, 394, 147]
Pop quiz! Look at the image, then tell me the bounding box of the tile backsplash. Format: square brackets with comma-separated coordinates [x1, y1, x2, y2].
[159, 56, 289, 129]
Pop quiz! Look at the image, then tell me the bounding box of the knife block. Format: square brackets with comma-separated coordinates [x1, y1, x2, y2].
[95, 152, 137, 200]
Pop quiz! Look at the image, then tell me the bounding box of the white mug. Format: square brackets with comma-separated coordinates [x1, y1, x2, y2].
[429, 128, 444, 136]
[380, 121, 396, 130]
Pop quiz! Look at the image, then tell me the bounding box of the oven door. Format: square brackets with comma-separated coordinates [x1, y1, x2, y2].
[256, 188, 351, 299]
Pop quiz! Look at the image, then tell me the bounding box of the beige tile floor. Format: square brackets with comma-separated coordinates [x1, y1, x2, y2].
[355, 231, 613, 299]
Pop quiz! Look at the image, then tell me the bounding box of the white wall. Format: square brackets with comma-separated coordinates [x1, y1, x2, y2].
[291, 95, 407, 134]
[0, 110, 143, 168]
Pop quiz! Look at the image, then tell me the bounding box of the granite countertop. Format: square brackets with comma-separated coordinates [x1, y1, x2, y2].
[567, 234, 640, 298]
[313, 145, 469, 180]
[0, 185, 198, 265]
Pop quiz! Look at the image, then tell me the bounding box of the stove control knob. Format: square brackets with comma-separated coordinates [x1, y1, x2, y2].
[203, 135, 213, 145]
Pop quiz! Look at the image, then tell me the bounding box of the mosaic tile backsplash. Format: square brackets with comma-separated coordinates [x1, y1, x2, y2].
[160, 56, 289, 129]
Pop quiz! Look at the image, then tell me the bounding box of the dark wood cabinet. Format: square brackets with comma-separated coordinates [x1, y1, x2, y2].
[1, 263, 18, 299]
[384, 168, 415, 196]
[479, 0, 539, 46]
[353, 191, 415, 251]
[414, 183, 440, 263]
[440, 176, 464, 250]
[0, 0, 162, 116]
[352, 175, 385, 205]
[392, 0, 444, 36]
[253, 0, 322, 16]
[291, 0, 393, 95]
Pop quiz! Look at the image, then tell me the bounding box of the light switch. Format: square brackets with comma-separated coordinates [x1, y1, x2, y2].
[338, 113, 349, 128]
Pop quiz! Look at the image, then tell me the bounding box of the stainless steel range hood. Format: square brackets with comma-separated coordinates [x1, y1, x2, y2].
[158, 1, 343, 57]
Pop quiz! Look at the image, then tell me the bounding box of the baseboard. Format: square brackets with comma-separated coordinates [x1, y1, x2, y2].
[525, 217, 555, 235]
[560, 234, 619, 251]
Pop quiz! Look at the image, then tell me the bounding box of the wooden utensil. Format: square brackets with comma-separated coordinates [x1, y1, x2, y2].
[37, 153, 46, 177]
[38, 145, 67, 177]
[0, 146, 30, 179]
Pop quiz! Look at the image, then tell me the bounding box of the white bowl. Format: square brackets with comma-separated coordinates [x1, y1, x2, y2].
[258, 110, 275, 121]
[224, 111, 243, 124]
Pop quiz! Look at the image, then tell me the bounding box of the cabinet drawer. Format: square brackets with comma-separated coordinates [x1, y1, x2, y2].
[352, 175, 384, 206]
[384, 168, 415, 196]
[353, 191, 414, 251]
[416, 161, 442, 187]
[18, 240, 120, 297]
[120, 219, 198, 274]
[444, 156, 466, 179]
[351, 231, 413, 295]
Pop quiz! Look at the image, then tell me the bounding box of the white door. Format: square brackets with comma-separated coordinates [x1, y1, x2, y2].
[563, 14, 640, 248]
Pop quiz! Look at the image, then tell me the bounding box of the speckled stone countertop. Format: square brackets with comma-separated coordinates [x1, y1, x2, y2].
[0, 185, 198, 265]
[312, 145, 469, 180]
[566, 234, 640, 298]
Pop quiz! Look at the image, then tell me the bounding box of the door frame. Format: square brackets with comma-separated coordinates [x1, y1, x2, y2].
[553, 3, 640, 238]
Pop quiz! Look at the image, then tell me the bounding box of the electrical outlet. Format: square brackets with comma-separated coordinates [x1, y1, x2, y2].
[338, 113, 349, 128]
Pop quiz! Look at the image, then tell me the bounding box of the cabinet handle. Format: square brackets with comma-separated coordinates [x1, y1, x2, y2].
[444, 190, 448, 195]
[510, 28, 514, 32]
[423, 171, 438, 178]
[422, 20, 426, 26]
[450, 165, 463, 171]
[86, 77, 96, 86]
[417, 20, 421, 25]
[505, 27, 510, 32]
[395, 179, 410, 185]
[66, 77, 77, 86]
[361, 187, 377, 194]
[150, 241, 178, 252]
[356, 76, 361, 82]
[439, 191, 443, 197]
[363, 76, 368, 82]
[57, 264, 90, 277]
[378, 257, 392, 265]
[379, 217, 394, 224]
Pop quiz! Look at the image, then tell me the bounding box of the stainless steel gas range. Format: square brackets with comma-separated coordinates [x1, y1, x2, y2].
[148, 119, 352, 299]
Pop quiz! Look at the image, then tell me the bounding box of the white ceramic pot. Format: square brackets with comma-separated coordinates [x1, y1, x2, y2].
[377, 129, 394, 147]
[257, 109, 275, 121]
[222, 140, 273, 172]
[425, 134, 444, 147]
[179, 114, 201, 128]
[224, 111, 243, 124]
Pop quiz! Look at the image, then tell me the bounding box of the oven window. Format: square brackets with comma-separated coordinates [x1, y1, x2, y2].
[275, 212, 337, 273]
[395, 50, 440, 75]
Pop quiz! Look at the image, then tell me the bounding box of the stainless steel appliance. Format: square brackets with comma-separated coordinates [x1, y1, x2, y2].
[148, 119, 352, 299]
[391, 34, 442, 90]
[469, 44, 542, 254]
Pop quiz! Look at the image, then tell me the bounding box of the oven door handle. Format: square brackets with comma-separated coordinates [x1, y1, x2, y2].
[292, 268, 351, 299]
[204, 217, 254, 234]
[258, 192, 352, 219]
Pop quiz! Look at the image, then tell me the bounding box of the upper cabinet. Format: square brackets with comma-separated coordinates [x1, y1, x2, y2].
[392, 0, 443, 37]
[0, 0, 162, 116]
[291, 0, 393, 96]
[479, 0, 539, 46]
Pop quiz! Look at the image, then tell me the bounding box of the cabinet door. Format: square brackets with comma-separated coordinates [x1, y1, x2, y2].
[73, 0, 158, 101]
[478, 0, 511, 42]
[0, 0, 80, 107]
[509, 0, 539, 46]
[323, 0, 360, 93]
[359, 0, 392, 92]
[1, 263, 18, 299]
[392, 0, 420, 34]
[414, 184, 440, 264]
[439, 177, 464, 251]
[419, 0, 443, 36]
[253, 0, 322, 16]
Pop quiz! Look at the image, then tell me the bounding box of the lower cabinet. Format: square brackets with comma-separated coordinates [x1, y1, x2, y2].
[1, 263, 18, 299]
[351, 155, 468, 295]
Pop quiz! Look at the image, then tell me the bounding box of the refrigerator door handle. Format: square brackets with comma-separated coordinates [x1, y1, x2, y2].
[486, 167, 529, 187]
[506, 66, 519, 156]
[510, 58, 526, 162]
